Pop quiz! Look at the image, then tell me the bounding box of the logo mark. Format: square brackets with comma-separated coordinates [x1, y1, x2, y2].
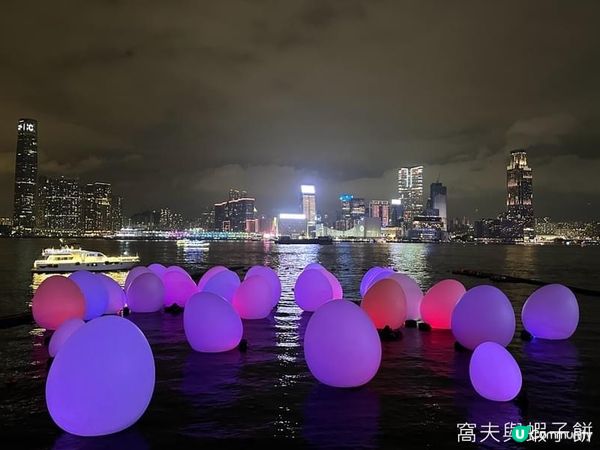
[512, 425, 531, 442]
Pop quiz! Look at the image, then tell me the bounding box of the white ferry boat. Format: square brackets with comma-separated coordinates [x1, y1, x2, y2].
[176, 239, 209, 249]
[32, 245, 140, 273]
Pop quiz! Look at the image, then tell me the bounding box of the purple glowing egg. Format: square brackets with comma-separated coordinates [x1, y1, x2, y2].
[197, 266, 228, 290]
[147, 263, 167, 279]
[522, 284, 579, 340]
[370, 272, 423, 320]
[305, 263, 326, 271]
[184, 292, 243, 352]
[97, 274, 126, 314]
[420, 279, 466, 329]
[163, 270, 197, 307]
[232, 276, 272, 319]
[166, 265, 190, 277]
[46, 316, 155, 436]
[32, 276, 86, 330]
[294, 269, 336, 312]
[124, 266, 151, 292]
[451, 285, 515, 350]
[198, 269, 240, 303]
[360, 267, 393, 297]
[245, 265, 281, 308]
[127, 272, 165, 313]
[48, 318, 85, 357]
[469, 342, 522, 401]
[69, 271, 109, 320]
[304, 300, 381, 387]
[323, 270, 343, 300]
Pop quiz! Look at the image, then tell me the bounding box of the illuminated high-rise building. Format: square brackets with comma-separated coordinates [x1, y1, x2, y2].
[83, 182, 112, 233]
[38, 176, 82, 233]
[506, 150, 533, 224]
[426, 182, 447, 230]
[12, 119, 39, 233]
[369, 200, 390, 227]
[398, 165, 424, 220]
[301, 185, 316, 236]
[214, 190, 256, 232]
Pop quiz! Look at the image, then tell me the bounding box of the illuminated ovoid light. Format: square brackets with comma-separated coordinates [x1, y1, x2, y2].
[124, 266, 151, 292]
[279, 213, 306, 220]
[301, 184, 316, 194]
[184, 292, 243, 352]
[451, 285, 515, 350]
[163, 270, 197, 307]
[361, 278, 407, 329]
[245, 265, 281, 308]
[97, 274, 126, 314]
[232, 276, 273, 319]
[304, 300, 381, 388]
[32, 275, 85, 330]
[469, 342, 522, 402]
[49, 318, 85, 357]
[197, 266, 228, 291]
[147, 263, 167, 279]
[369, 272, 423, 320]
[522, 284, 579, 340]
[69, 271, 109, 320]
[323, 270, 343, 300]
[420, 279, 466, 329]
[127, 272, 165, 313]
[198, 268, 240, 303]
[46, 316, 155, 436]
[360, 267, 393, 297]
[294, 269, 335, 312]
[305, 263, 325, 272]
[165, 265, 190, 277]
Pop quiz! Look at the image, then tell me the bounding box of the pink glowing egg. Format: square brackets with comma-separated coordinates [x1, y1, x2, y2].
[361, 278, 407, 329]
[469, 342, 522, 401]
[147, 263, 167, 279]
[522, 284, 579, 340]
[371, 272, 423, 320]
[127, 272, 165, 313]
[69, 271, 109, 320]
[232, 276, 272, 319]
[420, 279, 466, 329]
[451, 285, 515, 350]
[360, 267, 393, 297]
[32, 276, 85, 330]
[97, 274, 126, 314]
[323, 270, 343, 300]
[294, 269, 336, 312]
[163, 270, 197, 307]
[198, 269, 240, 303]
[49, 318, 85, 357]
[245, 265, 281, 307]
[185, 292, 243, 352]
[46, 316, 155, 436]
[304, 300, 381, 387]
[124, 266, 151, 292]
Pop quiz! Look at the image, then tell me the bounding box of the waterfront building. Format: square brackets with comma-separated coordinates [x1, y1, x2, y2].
[12, 119, 39, 233]
[83, 182, 113, 233]
[37, 176, 82, 234]
[427, 182, 447, 230]
[214, 192, 256, 232]
[369, 200, 390, 227]
[389, 199, 404, 227]
[398, 165, 424, 221]
[506, 150, 533, 225]
[301, 185, 317, 236]
[277, 213, 307, 237]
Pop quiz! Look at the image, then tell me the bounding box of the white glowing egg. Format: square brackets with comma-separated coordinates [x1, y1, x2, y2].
[124, 266, 151, 292]
[97, 274, 126, 314]
[48, 318, 85, 358]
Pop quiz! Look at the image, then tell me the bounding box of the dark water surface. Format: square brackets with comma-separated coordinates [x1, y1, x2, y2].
[1, 239, 598, 449]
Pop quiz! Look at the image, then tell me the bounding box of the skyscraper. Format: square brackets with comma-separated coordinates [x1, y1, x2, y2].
[369, 200, 390, 227]
[83, 182, 113, 233]
[12, 118, 38, 233]
[38, 176, 82, 234]
[398, 165, 424, 221]
[214, 191, 256, 232]
[427, 182, 448, 230]
[301, 185, 317, 236]
[506, 150, 533, 224]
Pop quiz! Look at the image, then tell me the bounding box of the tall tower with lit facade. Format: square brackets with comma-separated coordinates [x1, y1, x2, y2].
[12, 119, 39, 233]
[301, 185, 317, 236]
[506, 150, 533, 225]
[398, 165, 424, 221]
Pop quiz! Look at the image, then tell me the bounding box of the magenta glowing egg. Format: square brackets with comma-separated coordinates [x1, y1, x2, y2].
[127, 272, 165, 313]
[124, 266, 151, 292]
[304, 300, 381, 388]
[32, 276, 85, 330]
[469, 342, 522, 401]
[46, 316, 155, 436]
[166, 265, 190, 277]
[371, 272, 423, 320]
[323, 270, 343, 300]
[184, 292, 243, 352]
[232, 275, 272, 319]
[97, 274, 126, 314]
[198, 269, 240, 303]
[361, 278, 407, 329]
[245, 265, 281, 308]
[147, 263, 167, 279]
[420, 279, 466, 329]
[451, 285, 515, 350]
[69, 271, 109, 320]
[522, 284, 579, 340]
[48, 318, 85, 357]
[163, 270, 197, 307]
[360, 267, 393, 297]
[294, 269, 336, 312]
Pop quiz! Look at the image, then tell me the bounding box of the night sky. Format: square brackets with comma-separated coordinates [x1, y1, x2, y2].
[1, 1, 599, 220]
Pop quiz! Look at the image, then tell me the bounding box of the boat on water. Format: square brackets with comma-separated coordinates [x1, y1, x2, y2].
[176, 239, 210, 248]
[275, 236, 333, 245]
[32, 245, 139, 273]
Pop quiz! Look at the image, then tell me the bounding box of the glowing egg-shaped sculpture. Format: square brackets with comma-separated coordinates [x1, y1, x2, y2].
[127, 272, 165, 313]
[97, 274, 126, 314]
[232, 276, 272, 319]
[198, 269, 240, 303]
[451, 285, 515, 350]
[163, 270, 197, 307]
[360, 267, 393, 297]
[305, 263, 326, 272]
[69, 271, 109, 320]
[304, 300, 381, 387]
[245, 265, 281, 308]
[371, 272, 423, 320]
[294, 269, 336, 312]
[32, 276, 85, 330]
[522, 284, 579, 340]
[420, 279, 466, 329]
[323, 270, 343, 300]
[49, 318, 85, 357]
[124, 266, 150, 292]
[361, 279, 407, 329]
[469, 342, 522, 401]
[46, 316, 155, 436]
[197, 266, 228, 290]
[166, 265, 190, 277]
[184, 292, 243, 352]
[147, 263, 167, 279]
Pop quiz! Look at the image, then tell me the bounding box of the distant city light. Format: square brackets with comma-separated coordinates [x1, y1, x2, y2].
[301, 185, 316, 194]
[391, 198, 402, 205]
[279, 213, 306, 220]
[339, 194, 353, 202]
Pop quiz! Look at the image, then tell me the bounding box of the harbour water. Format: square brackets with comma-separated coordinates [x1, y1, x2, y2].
[1, 239, 599, 449]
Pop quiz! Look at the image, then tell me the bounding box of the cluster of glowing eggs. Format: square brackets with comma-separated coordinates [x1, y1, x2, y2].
[162, 270, 197, 307]
[124, 266, 150, 292]
[360, 278, 407, 329]
[69, 271, 109, 321]
[369, 271, 423, 320]
[245, 265, 281, 308]
[127, 273, 165, 313]
[521, 284, 579, 340]
[469, 342, 522, 401]
[48, 318, 85, 357]
[32, 276, 85, 330]
[198, 267, 240, 303]
[232, 276, 272, 319]
[360, 267, 393, 297]
[147, 263, 167, 279]
[420, 279, 466, 329]
[184, 292, 243, 352]
[294, 269, 336, 312]
[46, 316, 155, 436]
[451, 285, 515, 350]
[97, 274, 126, 314]
[304, 300, 381, 387]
